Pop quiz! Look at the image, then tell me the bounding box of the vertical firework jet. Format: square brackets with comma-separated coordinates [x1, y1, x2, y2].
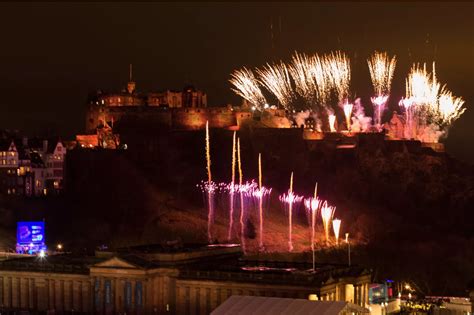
[257, 62, 294, 110]
[237, 137, 246, 252]
[279, 172, 303, 252]
[205, 121, 215, 243]
[229, 67, 267, 110]
[329, 114, 337, 132]
[321, 201, 335, 244]
[368, 51, 396, 129]
[304, 182, 320, 271]
[227, 131, 237, 241]
[332, 219, 341, 245]
[258, 153, 264, 250]
[343, 103, 353, 131]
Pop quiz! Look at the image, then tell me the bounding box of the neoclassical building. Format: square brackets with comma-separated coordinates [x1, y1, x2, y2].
[0, 244, 371, 314]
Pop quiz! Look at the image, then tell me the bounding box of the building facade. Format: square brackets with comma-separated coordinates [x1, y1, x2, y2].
[0, 138, 66, 197]
[0, 245, 371, 314]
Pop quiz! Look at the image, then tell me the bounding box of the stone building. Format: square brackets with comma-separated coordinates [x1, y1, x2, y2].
[0, 138, 66, 197]
[0, 244, 371, 314]
[86, 74, 208, 135]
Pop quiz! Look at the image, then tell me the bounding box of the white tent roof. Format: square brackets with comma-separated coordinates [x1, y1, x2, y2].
[211, 296, 369, 315]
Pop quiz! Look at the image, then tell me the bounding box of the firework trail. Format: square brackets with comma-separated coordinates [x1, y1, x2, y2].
[279, 172, 303, 252]
[257, 62, 294, 110]
[205, 121, 215, 243]
[321, 201, 335, 244]
[332, 218, 341, 245]
[329, 114, 337, 132]
[326, 51, 351, 104]
[304, 182, 320, 270]
[237, 137, 246, 252]
[227, 131, 237, 241]
[229, 67, 267, 110]
[343, 103, 353, 131]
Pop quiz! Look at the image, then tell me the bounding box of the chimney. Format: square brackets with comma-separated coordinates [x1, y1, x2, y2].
[42, 140, 48, 153]
[22, 136, 28, 147]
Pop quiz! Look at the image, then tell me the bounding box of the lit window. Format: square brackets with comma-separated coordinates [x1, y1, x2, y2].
[54, 180, 59, 189]
[7, 189, 11, 195]
[2, 160, 5, 165]
[43, 188, 47, 195]
[12, 188, 15, 194]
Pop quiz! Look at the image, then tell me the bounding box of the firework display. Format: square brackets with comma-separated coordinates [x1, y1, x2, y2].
[368, 52, 397, 129]
[257, 62, 294, 110]
[401, 63, 465, 142]
[229, 67, 267, 110]
[229, 50, 465, 143]
[199, 130, 353, 255]
[279, 172, 303, 252]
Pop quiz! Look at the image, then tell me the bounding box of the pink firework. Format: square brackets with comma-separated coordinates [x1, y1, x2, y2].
[371, 95, 389, 130]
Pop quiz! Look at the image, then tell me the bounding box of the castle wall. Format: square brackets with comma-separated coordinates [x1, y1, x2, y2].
[171, 108, 237, 130]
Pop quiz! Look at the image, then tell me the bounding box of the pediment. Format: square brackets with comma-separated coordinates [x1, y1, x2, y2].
[93, 256, 140, 269]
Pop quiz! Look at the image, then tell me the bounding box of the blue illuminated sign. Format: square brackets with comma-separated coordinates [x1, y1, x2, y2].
[16, 221, 46, 255]
[17, 221, 45, 244]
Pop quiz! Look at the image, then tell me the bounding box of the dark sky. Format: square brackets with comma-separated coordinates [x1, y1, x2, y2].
[0, 2, 472, 162]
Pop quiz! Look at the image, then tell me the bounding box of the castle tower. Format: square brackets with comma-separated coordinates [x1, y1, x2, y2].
[127, 64, 136, 94]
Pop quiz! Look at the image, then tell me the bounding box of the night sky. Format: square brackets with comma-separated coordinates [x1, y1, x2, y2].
[0, 2, 472, 162]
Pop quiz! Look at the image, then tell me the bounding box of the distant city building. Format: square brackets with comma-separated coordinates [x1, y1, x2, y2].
[0, 138, 66, 196]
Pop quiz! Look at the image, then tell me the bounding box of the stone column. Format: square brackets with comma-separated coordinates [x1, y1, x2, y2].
[72, 280, 81, 312]
[200, 287, 207, 315]
[49, 279, 55, 310]
[353, 285, 359, 306]
[29, 278, 35, 309]
[210, 288, 219, 311]
[82, 280, 91, 313]
[35, 278, 47, 311]
[189, 286, 197, 315]
[12, 277, 20, 308]
[364, 284, 369, 307]
[114, 278, 121, 313]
